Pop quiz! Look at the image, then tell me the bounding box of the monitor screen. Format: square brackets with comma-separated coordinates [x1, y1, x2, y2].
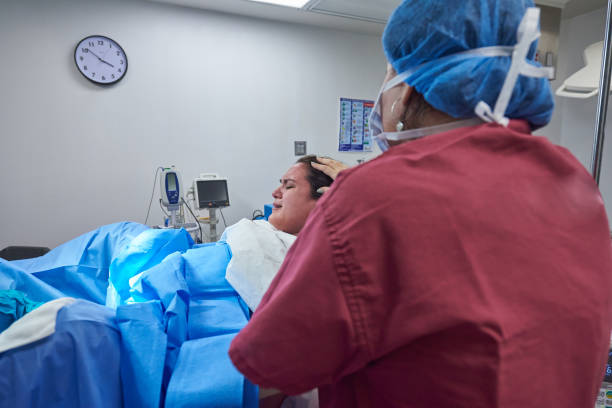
[196, 179, 229, 208]
[167, 173, 177, 191]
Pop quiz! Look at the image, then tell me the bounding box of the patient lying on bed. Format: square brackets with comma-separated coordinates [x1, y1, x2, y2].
[0, 155, 343, 408]
[225, 155, 336, 312]
[225, 155, 340, 408]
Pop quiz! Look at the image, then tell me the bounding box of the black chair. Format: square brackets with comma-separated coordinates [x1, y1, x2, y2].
[0, 246, 50, 261]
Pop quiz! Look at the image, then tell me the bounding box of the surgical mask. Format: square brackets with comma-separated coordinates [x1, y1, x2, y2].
[369, 7, 551, 152]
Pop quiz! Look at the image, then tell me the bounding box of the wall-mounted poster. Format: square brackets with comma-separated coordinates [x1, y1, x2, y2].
[339, 98, 374, 152]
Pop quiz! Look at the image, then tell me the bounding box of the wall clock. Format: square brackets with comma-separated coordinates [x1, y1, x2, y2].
[74, 35, 128, 85]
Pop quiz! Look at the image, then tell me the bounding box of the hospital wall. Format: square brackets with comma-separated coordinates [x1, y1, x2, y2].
[541, 5, 612, 228]
[0, 0, 384, 249]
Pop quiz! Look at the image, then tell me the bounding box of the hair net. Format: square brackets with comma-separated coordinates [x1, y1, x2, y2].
[382, 0, 554, 129]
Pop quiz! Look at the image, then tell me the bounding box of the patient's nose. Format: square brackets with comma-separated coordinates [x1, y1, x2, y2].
[272, 185, 282, 198]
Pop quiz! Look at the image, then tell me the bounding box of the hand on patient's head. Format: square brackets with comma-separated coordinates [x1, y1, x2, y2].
[311, 157, 348, 181]
[311, 157, 348, 195]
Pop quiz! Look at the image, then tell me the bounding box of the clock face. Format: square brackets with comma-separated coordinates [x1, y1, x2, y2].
[74, 35, 127, 85]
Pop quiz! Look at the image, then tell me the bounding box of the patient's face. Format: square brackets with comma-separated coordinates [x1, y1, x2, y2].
[269, 163, 317, 235]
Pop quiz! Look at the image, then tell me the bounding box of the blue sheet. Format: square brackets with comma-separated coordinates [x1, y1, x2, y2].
[0, 300, 122, 408]
[1, 222, 149, 304]
[0, 223, 257, 408]
[125, 242, 257, 407]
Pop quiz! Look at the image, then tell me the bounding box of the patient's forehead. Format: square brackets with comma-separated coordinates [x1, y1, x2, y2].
[281, 163, 308, 183]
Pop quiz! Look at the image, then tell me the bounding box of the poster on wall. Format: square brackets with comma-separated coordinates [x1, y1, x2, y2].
[339, 98, 374, 152]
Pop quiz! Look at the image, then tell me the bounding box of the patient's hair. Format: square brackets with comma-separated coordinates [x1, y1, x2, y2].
[296, 155, 334, 200]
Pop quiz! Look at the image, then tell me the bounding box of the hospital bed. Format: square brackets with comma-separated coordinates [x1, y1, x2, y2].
[0, 222, 258, 408]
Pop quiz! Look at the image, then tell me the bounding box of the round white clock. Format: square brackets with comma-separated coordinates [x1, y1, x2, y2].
[74, 35, 128, 85]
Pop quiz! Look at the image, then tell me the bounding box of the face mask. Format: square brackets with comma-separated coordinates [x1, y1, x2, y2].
[369, 7, 551, 152]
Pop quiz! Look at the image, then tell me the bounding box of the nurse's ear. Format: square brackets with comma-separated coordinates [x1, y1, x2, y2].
[390, 83, 414, 126]
[394, 84, 415, 129]
[400, 83, 414, 108]
[402, 85, 437, 129]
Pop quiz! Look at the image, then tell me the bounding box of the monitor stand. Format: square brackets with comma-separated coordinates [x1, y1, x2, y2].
[209, 208, 218, 242]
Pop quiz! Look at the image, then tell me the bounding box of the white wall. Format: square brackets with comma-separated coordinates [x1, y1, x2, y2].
[544, 6, 612, 225]
[0, 0, 384, 249]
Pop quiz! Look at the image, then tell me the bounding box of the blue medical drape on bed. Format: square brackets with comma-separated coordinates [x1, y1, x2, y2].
[0, 300, 121, 408]
[1, 222, 149, 304]
[125, 242, 257, 408]
[0, 223, 257, 408]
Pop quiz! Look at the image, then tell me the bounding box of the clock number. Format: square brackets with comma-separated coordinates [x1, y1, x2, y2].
[97, 40, 103, 46]
[118, 68, 122, 73]
[120, 60, 124, 65]
[91, 72, 95, 77]
[111, 74, 115, 79]
[102, 76, 106, 81]
[116, 51, 120, 56]
[88, 41, 94, 47]
[82, 48, 88, 53]
[79, 56, 84, 61]
[109, 43, 112, 48]
[83, 65, 88, 71]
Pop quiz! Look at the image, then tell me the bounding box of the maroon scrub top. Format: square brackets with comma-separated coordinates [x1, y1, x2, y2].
[230, 121, 612, 408]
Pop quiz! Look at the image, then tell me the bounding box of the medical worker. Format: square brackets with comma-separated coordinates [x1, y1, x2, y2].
[229, 1, 612, 407]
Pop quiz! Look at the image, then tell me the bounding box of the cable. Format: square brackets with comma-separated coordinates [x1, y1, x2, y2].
[252, 209, 264, 220]
[219, 208, 228, 228]
[181, 197, 205, 243]
[158, 199, 169, 218]
[144, 166, 164, 225]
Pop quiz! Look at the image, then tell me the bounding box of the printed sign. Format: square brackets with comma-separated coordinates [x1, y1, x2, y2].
[339, 98, 374, 152]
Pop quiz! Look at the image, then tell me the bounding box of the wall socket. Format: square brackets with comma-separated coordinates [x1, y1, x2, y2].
[294, 141, 307, 156]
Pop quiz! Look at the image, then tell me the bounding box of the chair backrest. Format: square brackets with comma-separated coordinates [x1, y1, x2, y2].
[0, 246, 50, 261]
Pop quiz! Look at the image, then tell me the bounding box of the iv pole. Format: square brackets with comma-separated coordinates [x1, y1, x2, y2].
[592, 0, 612, 185]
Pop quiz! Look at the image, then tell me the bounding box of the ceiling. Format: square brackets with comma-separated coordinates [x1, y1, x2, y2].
[146, 0, 609, 35]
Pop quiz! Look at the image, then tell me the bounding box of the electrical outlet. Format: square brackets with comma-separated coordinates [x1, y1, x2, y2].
[294, 141, 307, 156]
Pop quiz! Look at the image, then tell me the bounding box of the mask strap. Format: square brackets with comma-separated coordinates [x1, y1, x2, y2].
[383, 46, 515, 93]
[475, 8, 551, 126]
[384, 118, 484, 142]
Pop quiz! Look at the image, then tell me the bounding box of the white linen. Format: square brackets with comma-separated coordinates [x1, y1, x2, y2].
[223, 219, 296, 311]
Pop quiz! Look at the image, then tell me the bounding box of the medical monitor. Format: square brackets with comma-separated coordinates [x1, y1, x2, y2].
[195, 178, 229, 209]
[160, 167, 182, 207]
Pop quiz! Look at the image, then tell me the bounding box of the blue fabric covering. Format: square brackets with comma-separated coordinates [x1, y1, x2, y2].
[0, 300, 122, 408]
[0, 290, 43, 332]
[107, 228, 194, 308]
[116, 301, 168, 408]
[0, 224, 256, 407]
[125, 242, 257, 407]
[0, 261, 65, 305]
[3, 222, 149, 304]
[382, 0, 554, 128]
[166, 334, 255, 408]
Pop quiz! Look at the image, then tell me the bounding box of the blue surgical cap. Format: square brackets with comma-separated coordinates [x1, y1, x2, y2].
[382, 0, 554, 129]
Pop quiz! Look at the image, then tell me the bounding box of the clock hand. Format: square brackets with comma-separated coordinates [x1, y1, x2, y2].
[86, 49, 115, 68]
[87, 48, 103, 60]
